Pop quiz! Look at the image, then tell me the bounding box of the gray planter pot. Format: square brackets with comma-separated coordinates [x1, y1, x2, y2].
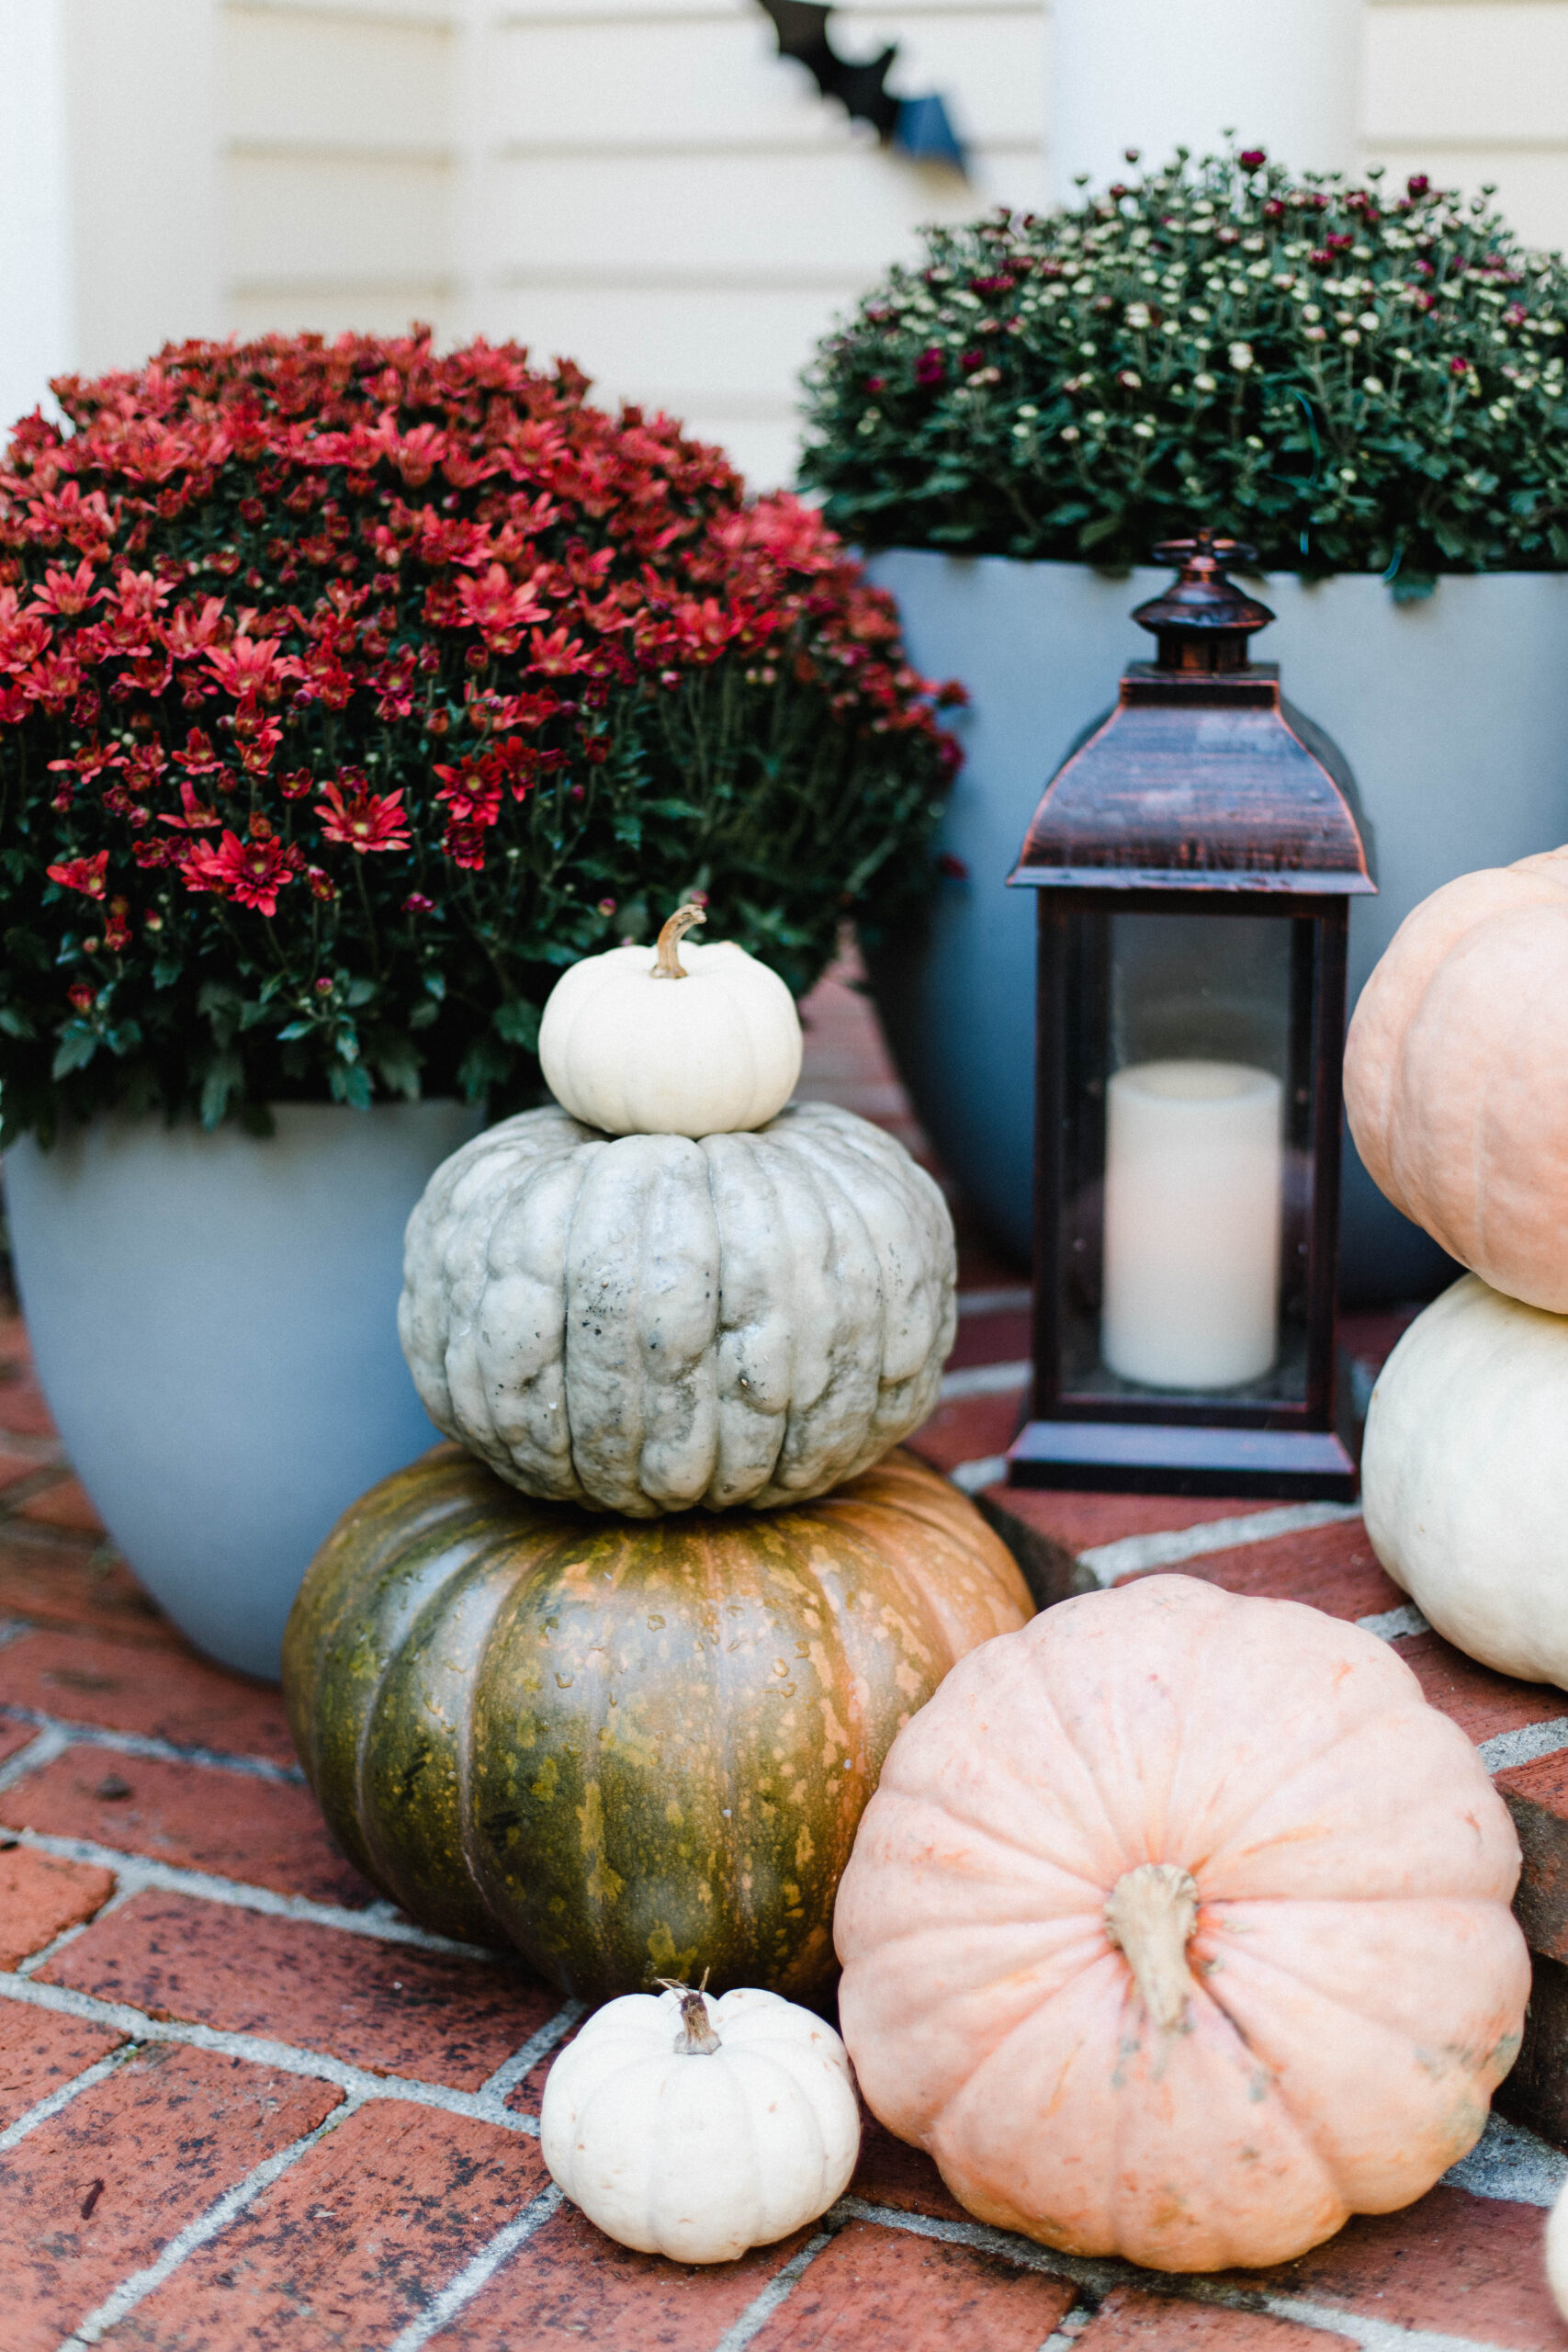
[864, 552, 1568, 1303]
[5, 1099, 481, 1679]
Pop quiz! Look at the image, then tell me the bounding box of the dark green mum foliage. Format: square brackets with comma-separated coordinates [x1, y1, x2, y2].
[799, 150, 1568, 591]
[0, 330, 958, 1144]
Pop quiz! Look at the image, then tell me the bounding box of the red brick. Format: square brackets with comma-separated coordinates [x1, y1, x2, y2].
[0, 1749, 376, 1909]
[0, 1627, 297, 1764]
[432, 2205, 816, 2352]
[0, 1533, 180, 1650]
[0, 1846, 116, 1968]
[0, 1315, 30, 1363]
[847, 2117, 970, 2227]
[745, 2220, 1075, 2352]
[1150, 1519, 1403, 1623]
[0, 1444, 63, 1492]
[906, 1389, 1025, 1476]
[1498, 1749, 1568, 1962]
[0, 2002, 125, 2127]
[1392, 1631, 1568, 1746]
[985, 1486, 1271, 1557]
[1077, 2289, 1354, 2349]
[0, 1716, 39, 1766]
[0, 1364, 58, 1441]
[945, 1308, 1031, 1371]
[15, 1476, 104, 1534]
[41, 1892, 557, 2088]
[114, 2097, 547, 2351]
[0, 2043, 338, 2352]
[1244, 2184, 1566, 2352]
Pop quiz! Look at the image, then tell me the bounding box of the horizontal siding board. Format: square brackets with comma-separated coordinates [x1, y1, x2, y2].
[1361, 140, 1568, 246]
[225, 153, 452, 282]
[477, 280, 849, 403]
[227, 286, 459, 337]
[1365, 2, 1568, 143]
[223, 8, 454, 147]
[487, 13, 1043, 150]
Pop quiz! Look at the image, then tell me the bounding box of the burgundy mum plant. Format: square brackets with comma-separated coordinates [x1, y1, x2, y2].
[0, 330, 959, 1140]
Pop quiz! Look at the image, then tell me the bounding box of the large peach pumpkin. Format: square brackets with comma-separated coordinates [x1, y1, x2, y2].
[833, 1575, 1529, 2273]
[1343, 844, 1568, 1311]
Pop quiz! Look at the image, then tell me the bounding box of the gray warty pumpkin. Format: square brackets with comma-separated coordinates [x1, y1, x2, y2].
[400, 1101, 955, 1517]
[282, 1443, 1031, 2001]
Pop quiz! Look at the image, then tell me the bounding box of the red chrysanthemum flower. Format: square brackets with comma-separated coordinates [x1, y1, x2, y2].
[315, 779, 411, 854]
[47, 850, 109, 899]
[183, 830, 298, 915]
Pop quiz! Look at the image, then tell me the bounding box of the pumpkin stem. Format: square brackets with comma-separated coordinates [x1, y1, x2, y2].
[652, 902, 706, 979]
[664, 1984, 721, 2055]
[1104, 1862, 1201, 2033]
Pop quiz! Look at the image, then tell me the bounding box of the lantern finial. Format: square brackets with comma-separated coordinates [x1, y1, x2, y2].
[1134, 527, 1274, 673]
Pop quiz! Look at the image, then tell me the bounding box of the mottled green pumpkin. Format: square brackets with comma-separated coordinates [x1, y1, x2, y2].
[282, 1443, 1030, 2002]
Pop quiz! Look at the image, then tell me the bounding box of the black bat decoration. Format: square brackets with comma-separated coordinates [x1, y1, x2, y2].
[757, 0, 967, 173]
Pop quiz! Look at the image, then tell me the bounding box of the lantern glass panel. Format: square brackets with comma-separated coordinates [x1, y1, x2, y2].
[1057, 905, 1318, 1407]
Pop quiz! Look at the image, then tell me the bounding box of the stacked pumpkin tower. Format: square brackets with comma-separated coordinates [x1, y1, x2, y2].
[283, 904, 1029, 2005]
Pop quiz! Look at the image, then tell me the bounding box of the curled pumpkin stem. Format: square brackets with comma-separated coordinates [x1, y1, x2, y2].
[658, 1974, 722, 2055]
[1104, 1861, 1200, 2033]
[652, 902, 706, 979]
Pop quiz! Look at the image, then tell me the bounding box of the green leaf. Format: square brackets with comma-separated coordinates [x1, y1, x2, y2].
[457, 1035, 511, 1102]
[0, 1007, 36, 1040]
[329, 1060, 374, 1109]
[492, 999, 541, 1051]
[51, 1023, 98, 1080]
[373, 1034, 422, 1100]
[643, 798, 705, 820]
[275, 1020, 313, 1042]
[200, 1050, 243, 1129]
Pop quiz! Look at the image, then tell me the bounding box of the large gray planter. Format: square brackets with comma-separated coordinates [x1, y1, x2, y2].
[865, 553, 1568, 1302]
[5, 1099, 481, 1679]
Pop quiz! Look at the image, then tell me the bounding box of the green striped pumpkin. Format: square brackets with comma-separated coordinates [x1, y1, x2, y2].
[282, 1444, 1030, 2002]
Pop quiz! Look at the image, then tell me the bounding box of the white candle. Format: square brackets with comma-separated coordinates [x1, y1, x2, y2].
[1101, 1059, 1282, 1391]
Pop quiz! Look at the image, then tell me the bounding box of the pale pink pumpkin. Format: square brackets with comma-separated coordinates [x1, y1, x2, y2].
[833, 1575, 1528, 2274]
[1343, 844, 1568, 1311]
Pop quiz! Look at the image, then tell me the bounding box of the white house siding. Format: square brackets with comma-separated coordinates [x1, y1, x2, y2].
[6, 0, 1568, 482]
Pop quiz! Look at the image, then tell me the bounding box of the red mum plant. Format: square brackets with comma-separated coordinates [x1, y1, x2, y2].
[0, 329, 958, 1136]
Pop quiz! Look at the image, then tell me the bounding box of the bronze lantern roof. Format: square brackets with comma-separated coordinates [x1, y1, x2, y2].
[1009, 531, 1375, 897]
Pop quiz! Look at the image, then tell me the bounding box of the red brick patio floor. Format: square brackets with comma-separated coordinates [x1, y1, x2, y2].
[2, 957, 1567, 2350]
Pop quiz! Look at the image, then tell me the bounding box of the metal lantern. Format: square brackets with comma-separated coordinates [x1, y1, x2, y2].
[1007, 531, 1375, 1499]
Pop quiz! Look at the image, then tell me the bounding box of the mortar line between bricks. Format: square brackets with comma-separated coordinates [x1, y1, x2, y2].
[1077, 1501, 1363, 1586]
[381, 2183, 566, 2352]
[53, 2093, 367, 2351]
[10, 1826, 503, 1959]
[0, 1617, 39, 1654]
[1039, 2300, 1094, 2350]
[0, 2041, 143, 2154]
[834, 2201, 1519, 2352]
[0, 1972, 544, 2135]
[0, 1722, 69, 1792]
[17, 1881, 142, 1979]
[0, 1702, 306, 1785]
[477, 1999, 585, 2099]
[707, 2226, 837, 2352]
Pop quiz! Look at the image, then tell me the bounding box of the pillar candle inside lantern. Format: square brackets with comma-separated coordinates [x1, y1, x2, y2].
[1101, 1058, 1283, 1391]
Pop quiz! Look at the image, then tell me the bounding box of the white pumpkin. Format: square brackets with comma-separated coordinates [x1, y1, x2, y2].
[540, 1983, 861, 2264]
[539, 904, 803, 1137]
[1361, 1272, 1568, 1685]
[400, 1099, 956, 1516]
[1548, 2174, 1568, 2321]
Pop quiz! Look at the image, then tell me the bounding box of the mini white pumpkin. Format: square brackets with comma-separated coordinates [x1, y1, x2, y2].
[400, 1098, 955, 1516]
[539, 903, 803, 1137]
[540, 1982, 861, 2264]
[1361, 1272, 1568, 1685]
[1548, 2173, 1568, 2320]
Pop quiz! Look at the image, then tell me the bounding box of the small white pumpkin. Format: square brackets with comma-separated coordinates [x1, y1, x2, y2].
[1548, 2173, 1568, 2320]
[1361, 1272, 1568, 1685]
[540, 1982, 861, 2264]
[400, 1098, 955, 1516]
[539, 903, 803, 1137]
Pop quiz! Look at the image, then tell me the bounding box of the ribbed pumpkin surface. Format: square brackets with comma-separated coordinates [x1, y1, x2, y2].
[283, 1444, 1030, 2001]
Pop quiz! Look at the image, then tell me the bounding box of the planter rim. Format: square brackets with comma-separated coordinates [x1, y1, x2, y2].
[866, 548, 1568, 584]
